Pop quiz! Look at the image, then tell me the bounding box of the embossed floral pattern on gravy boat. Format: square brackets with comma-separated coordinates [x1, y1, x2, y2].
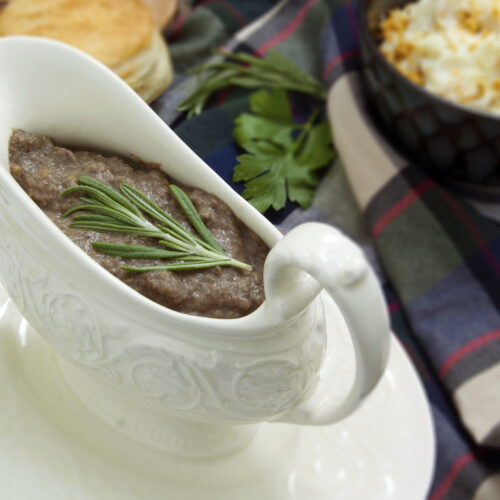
[0, 37, 390, 442]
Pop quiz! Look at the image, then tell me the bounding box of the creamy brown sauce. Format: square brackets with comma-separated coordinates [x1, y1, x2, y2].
[9, 129, 268, 318]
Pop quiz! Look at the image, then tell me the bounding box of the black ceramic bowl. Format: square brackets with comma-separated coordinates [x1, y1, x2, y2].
[358, 0, 500, 187]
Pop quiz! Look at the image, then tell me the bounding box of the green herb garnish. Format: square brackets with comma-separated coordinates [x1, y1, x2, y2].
[232, 89, 335, 213]
[177, 50, 326, 117]
[61, 176, 251, 272]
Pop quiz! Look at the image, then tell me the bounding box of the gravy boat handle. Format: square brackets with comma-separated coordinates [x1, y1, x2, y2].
[264, 222, 390, 425]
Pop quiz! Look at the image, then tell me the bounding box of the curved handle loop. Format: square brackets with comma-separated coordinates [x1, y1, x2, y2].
[264, 222, 390, 425]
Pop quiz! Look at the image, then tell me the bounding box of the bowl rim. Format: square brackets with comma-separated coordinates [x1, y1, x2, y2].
[357, 0, 500, 125]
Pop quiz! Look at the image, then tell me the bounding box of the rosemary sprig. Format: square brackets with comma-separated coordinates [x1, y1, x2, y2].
[177, 50, 326, 117]
[61, 176, 252, 272]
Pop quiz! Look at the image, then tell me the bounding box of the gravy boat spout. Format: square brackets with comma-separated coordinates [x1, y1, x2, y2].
[0, 37, 390, 444]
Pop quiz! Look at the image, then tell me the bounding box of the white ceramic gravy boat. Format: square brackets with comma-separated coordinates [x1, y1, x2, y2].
[0, 37, 389, 448]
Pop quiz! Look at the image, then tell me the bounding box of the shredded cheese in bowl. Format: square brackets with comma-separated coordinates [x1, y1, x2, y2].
[379, 0, 500, 114]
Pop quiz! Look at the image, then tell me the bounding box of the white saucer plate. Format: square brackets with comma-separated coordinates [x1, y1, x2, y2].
[0, 282, 435, 500]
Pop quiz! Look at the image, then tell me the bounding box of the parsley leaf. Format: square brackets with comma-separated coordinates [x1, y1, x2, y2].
[232, 89, 335, 213]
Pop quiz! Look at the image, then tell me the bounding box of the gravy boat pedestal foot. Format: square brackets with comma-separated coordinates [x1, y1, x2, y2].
[57, 354, 260, 458]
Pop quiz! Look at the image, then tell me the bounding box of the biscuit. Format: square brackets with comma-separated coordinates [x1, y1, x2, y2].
[142, 0, 178, 31]
[0, 0, 173, 102]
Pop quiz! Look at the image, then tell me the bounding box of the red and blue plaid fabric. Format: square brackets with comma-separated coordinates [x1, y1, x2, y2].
[154, 1, 500, 498]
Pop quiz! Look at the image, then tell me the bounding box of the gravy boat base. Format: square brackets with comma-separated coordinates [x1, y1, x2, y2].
[55, 292, 348, 458]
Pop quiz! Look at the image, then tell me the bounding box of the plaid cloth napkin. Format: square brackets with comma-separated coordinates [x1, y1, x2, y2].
[155, 1, 500, 498]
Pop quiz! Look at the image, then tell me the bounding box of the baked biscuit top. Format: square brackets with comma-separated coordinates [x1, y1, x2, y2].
[0, 0, 155, 68]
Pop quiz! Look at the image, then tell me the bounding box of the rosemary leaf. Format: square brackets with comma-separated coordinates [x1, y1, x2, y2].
[62, 177, 252, 272]
[62, 183, 140, 218]
[78, 176, 142, 216]
[71, 214, 119, 224]
[69, 221, 161, 238]
[177, 50, 326, 117]
[63, 203, 143, 226]
[157, 239, 192, 252]
[92, 242, 185, 259]
[169, 184, 223, 253]
[120, 183, 189, 240]
[121, 260, 237, 272]
[78, 197, 106, 206]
